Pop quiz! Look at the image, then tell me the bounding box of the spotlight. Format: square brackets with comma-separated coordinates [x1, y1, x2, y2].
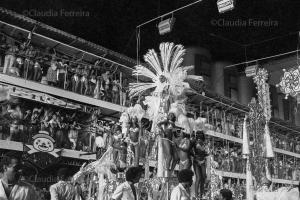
[158, 17, 175, 35]
[245, 65, 258, 77]
[217, 0, 235, 14]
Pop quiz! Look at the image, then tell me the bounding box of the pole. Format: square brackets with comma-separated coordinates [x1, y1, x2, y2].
[64, 65, 67, 90]
[120, 72, 122, 105]
[166, 178, 169, 200]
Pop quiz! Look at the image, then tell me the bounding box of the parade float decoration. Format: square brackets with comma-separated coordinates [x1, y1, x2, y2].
[129, 42, 203, 175]
[73, 147, 116, 200]
[276, 66, 300, 100]
[243, 68, 274, 200]
[129, 42, 203, 197]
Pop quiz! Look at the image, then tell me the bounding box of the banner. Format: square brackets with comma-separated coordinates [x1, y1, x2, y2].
[1, 84, 81, 109]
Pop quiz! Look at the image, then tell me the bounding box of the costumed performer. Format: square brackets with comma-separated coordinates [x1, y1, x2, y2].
[175, 130, 192, 170]
[127, 116, 141, 167]
[157, 112, 178, 176]
[192, 131, 208, 198]
[110, 125, 127, 171]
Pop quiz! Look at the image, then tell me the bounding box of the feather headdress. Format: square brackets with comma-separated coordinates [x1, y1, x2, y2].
[129, 42, 203, 97]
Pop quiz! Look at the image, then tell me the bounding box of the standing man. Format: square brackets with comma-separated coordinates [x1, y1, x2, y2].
[170, 169, 194, 200]
[111, 167, 143, 200]
[0, 152, 39, 200]
[49, 168, 75, 200]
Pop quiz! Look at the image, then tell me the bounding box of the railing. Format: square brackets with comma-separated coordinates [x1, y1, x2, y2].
[1, 69, 130, 107]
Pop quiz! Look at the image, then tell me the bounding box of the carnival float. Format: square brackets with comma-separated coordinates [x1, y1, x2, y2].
[70, 42, 300, 200]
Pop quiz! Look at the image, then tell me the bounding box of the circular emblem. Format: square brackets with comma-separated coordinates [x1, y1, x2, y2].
[32, 133, 55, 153]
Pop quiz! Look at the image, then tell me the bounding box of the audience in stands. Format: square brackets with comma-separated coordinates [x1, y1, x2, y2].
[0, 100, 118, 155]
[0, 32, 130, 106]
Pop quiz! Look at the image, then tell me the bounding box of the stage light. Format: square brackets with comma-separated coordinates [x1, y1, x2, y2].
[245, 64, 258, 77]
[217, 0, 235, 14]
[158, 17, 175, 35]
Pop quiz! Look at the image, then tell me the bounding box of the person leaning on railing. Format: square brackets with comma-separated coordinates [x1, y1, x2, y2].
[3, 41, 18, 75]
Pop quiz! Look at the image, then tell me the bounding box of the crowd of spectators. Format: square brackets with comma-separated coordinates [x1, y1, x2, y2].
[0, 99, 118, 153]
[0, 31, 130, 106]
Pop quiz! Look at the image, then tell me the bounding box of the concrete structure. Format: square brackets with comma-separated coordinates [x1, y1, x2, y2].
[237, 75, 254, 105]
[183, 47, 212, 89]
[211, 61, 228, 96]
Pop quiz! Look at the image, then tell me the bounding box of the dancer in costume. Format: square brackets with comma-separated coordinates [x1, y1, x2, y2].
[175, 130, 192, 170]
[157, 112, 178, 175]
[191, 131, 208, 198]
[127, 116, 141, 166]
[111, 125, 127, 170]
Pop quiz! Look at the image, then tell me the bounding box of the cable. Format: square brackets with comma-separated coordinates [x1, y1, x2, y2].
[121, 30, 135, 55]
[209, 33, 245, 48]
[136, 0, 203, 28]
[224, 49, 300, 69]
[245, 31, 299, 47]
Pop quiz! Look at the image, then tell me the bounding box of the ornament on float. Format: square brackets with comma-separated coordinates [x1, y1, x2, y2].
[276, 66, 300, 99]
[133, 103, 145, 121]
[194, 117, 207, 131]
[242, 116, 250, 157]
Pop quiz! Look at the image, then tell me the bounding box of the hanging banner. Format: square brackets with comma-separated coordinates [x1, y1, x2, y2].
[0, 84, 81, 109]
[25, 131, 61, 158]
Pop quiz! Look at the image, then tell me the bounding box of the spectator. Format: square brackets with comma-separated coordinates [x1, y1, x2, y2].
[23, 45, 35, 80]
[49, 168, 75, 200]
[47, 58, 58, 86]
[33, 59, 42, 82]
[170, 169, 194, 200]
[111, 166, 143, 200]
[0, 152, 40, 200]
[3, 41, 18, 74]
[112, 78, 120, 104]
[217, 189, 233, 200]
[121, 78, 128, 106]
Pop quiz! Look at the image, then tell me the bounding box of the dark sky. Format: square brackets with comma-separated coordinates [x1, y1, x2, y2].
[0, 0, 299, 62]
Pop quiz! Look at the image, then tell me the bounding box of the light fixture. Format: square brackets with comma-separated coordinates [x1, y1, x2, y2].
[158, 17, 175, 35]
[245, 64, 258, 77]
[217, 0, 235, 14]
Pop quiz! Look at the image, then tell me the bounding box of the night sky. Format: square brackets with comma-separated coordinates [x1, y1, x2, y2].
[0, 0, 299, 63]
